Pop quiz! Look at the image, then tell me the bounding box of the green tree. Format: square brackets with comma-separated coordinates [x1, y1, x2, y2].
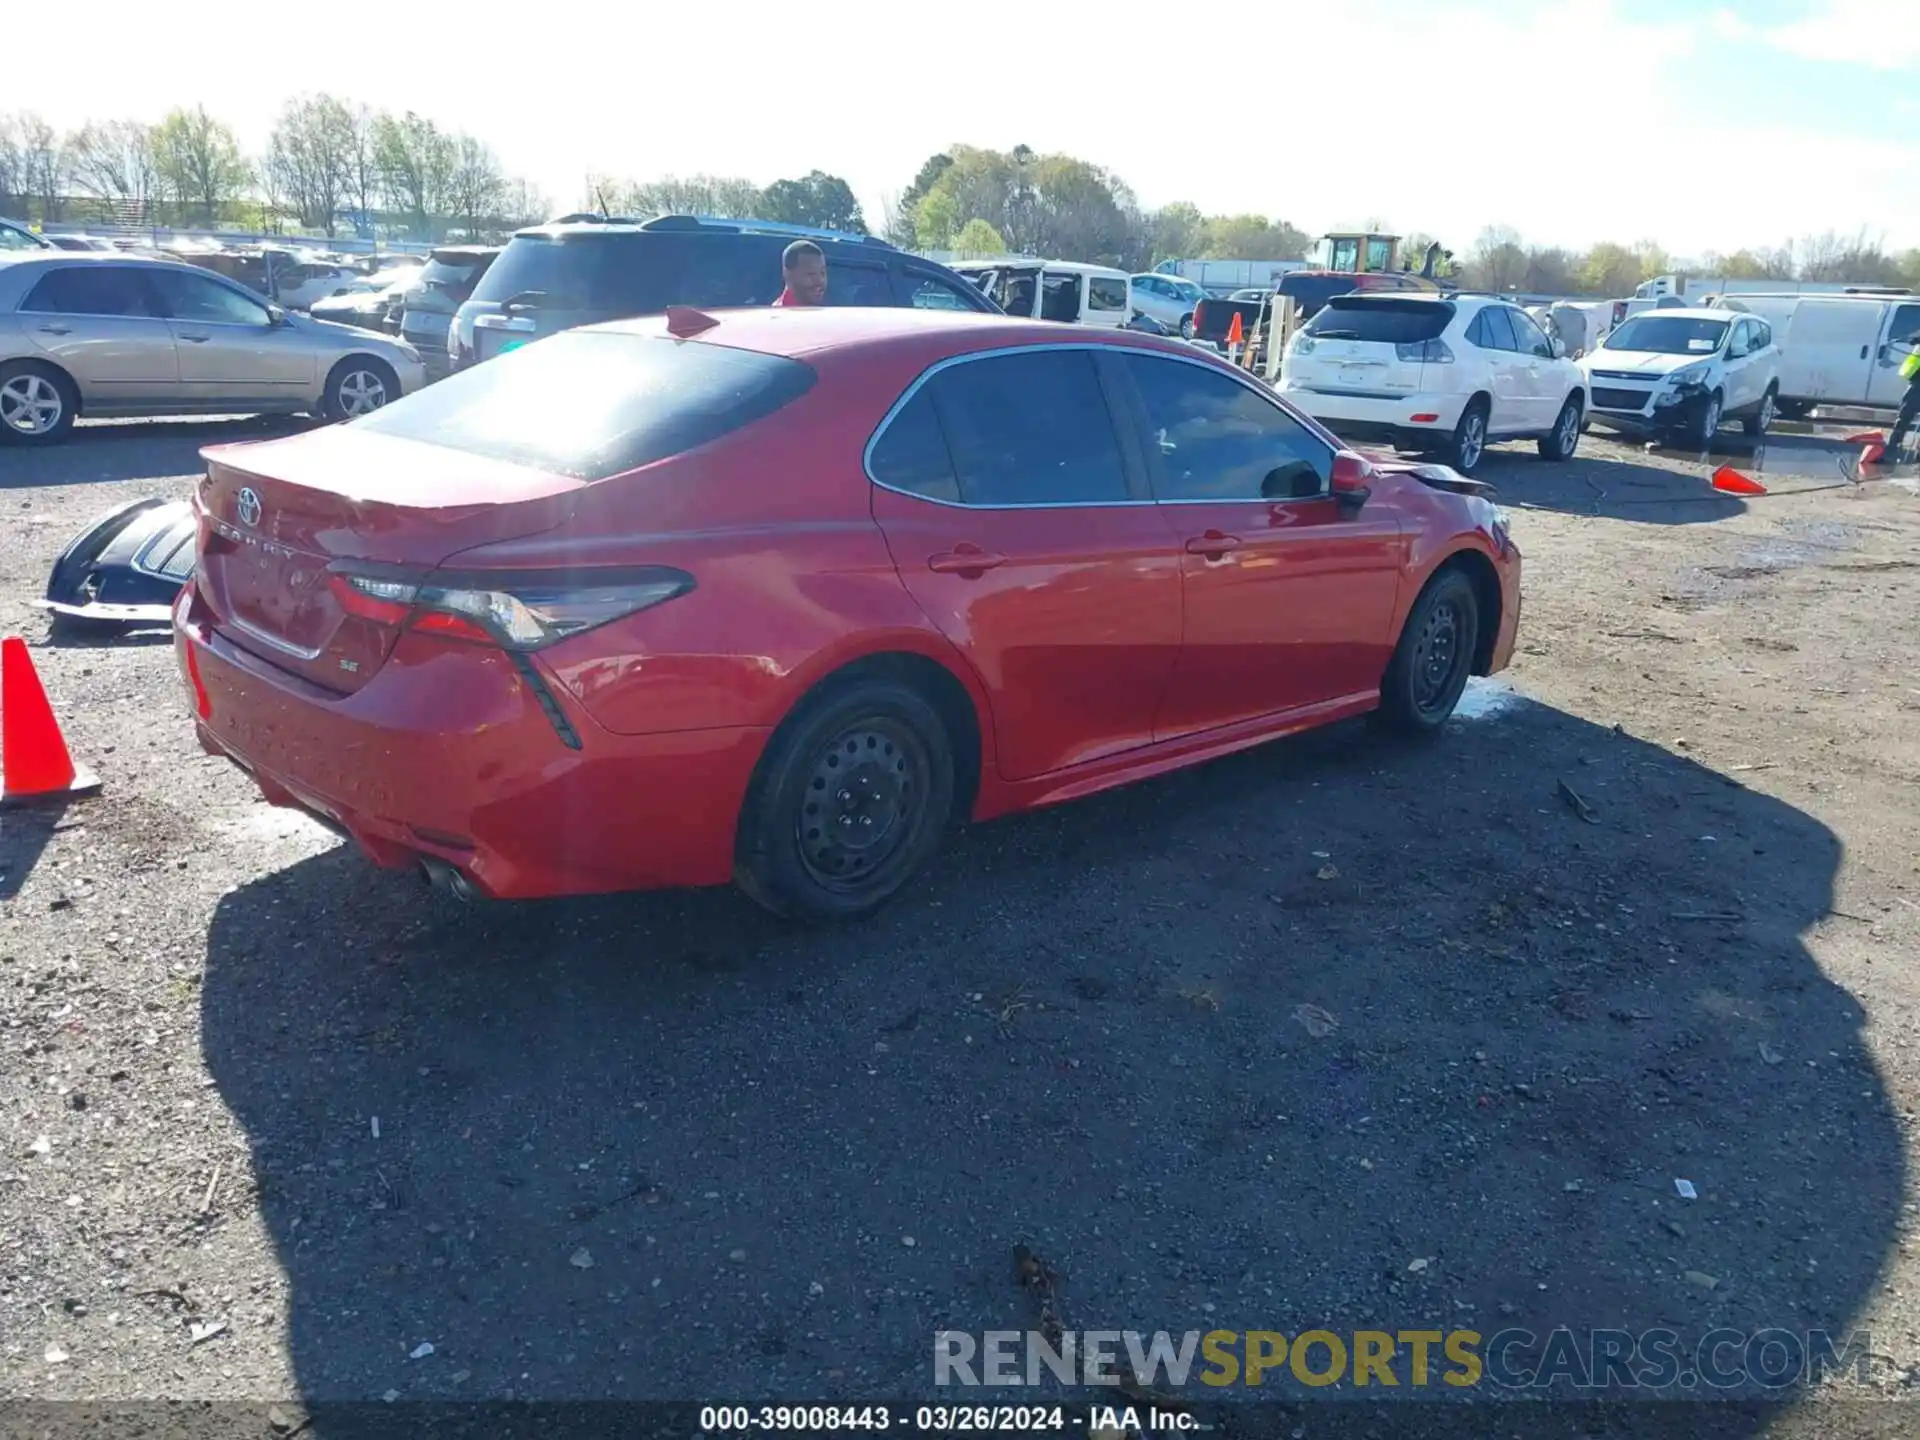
[1199, 214, 1310, 261]
[152, 106, 250, 224]
[952, 218, 1006, 257]
[1580, 242, 1644, 297]
[1151, 202, 1205, 262]
[888, 151, 953, 245]
[760, 170, 865, 233]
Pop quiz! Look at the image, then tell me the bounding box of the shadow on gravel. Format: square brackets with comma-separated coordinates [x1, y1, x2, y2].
[199, 692, 1902, 1429]
[1473, 449, 1747, 525]
[0, 416, 313, 490]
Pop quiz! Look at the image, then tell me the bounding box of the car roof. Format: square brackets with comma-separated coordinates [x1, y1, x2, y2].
[583, 306, 1204, 362]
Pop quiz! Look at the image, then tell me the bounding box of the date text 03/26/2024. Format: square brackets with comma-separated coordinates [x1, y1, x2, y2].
[698, 1404, 1181, 1433]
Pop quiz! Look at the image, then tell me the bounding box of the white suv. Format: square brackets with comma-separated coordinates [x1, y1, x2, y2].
[1277, 292, 1589, 474]
[1580, 308, 1780, 448]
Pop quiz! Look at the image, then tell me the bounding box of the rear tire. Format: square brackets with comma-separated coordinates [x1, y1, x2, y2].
[1776, 398, 1812, 421]
[321, 357, 399, 423]
[1743, 385, 1777, 437]
[1447, 400, 1489, 474]
[1179, 314, 1195, 340]
[0, 360, 78, 446]
[734, 677, 955, 922]
[1378, 567, 1480, 735]
[1536, 394, 1582, 461]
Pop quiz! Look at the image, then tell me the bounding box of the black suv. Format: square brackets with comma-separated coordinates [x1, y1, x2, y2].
[448, 215, 1000, 370]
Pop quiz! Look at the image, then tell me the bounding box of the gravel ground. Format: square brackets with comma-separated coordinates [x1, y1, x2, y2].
[4, 415, 1920, 1438]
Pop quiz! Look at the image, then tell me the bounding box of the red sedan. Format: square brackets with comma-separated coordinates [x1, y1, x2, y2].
[173, 306, 1520, 920]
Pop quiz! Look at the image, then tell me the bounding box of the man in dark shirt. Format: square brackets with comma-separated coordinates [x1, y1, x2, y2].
[773, 241, 828, 307]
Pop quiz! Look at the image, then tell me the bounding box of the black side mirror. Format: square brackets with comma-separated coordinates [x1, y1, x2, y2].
[1261, 462, 1323, 500]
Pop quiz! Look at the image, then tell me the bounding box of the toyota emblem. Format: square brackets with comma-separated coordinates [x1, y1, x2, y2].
[236, 487, 262, 528]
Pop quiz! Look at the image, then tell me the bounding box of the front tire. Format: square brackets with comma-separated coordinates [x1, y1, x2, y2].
[1686, 388, 1723, 450]
[1179, 314, 1195, 340]
[321, 357, 399, 423]
[0, 361, 78, 446]
[1537, 394, 1582, 461]
[1447, 400, 1489, 474]
[1743, 385, 1777, 437]
[734, 677, 956, 921]
[1378, 567, 1480, 735]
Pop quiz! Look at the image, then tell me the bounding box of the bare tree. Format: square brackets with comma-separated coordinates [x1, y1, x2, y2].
[0, 115, 25, 215]
[64, 120, 158, 212]
[374, 112, 456, 239]
[343, 103, 382, 237]
[443, 134, 505, 238]
[609, 174, 763, 219]
[267, 95, 356, 234]
[1798, 228, 1903, 285]
[151, 105, 250, 224]
[19, 114, 64, 222]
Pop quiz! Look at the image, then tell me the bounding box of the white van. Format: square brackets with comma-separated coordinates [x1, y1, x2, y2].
[1708, 293, 1920, 417]
[954, 258, 1133, 328]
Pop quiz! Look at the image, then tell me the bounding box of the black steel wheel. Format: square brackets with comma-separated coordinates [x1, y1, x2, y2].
[735, 676, 955, 921]
[1378, 567, 1481, 734]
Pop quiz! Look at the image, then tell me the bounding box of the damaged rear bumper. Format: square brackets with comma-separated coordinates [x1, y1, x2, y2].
[39, 496, 196, 626]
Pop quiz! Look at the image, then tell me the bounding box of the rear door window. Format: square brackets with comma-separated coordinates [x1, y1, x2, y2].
[828, 261, 895, 307]
[868, 389, 960, 502]
[677, 236, 782, 308]
[21, 265, 159, 316]
[1476, 307, 1521, 352]
[924, 350, 1127, 505]
[350, 330, 817, 480]
[1121, 353, 1331, 501]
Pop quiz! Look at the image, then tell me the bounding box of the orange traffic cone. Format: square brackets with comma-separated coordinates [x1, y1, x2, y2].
[1844, 431, 1885, 445]
[1225, 312, 1244, 347]
[1, 636, 100, 806]
[1710, 465, 1767, 496]
[1860, 440, 1887, 466]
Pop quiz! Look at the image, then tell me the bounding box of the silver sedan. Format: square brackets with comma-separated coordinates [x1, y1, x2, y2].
[0, 253, 426, 445]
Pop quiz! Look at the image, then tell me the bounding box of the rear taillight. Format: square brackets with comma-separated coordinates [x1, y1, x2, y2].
[330, 567, 694, 650]
[1395, 338, 1454, 363]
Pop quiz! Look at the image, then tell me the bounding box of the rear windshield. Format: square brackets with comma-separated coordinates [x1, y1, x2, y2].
[1305, 297, 1454, 343]
[419, 252, 488, 294]
[469, 235, 612, 309]
[1603, 315, 1728, 355]
[349, 330, 816, 480]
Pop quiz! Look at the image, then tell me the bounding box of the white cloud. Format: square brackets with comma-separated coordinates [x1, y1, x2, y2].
[1752, 0, 1920, 69]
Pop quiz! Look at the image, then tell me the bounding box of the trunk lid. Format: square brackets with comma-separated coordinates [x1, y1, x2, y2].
[194, 425, 584, 694]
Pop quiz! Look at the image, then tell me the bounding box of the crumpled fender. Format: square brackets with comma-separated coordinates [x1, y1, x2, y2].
[38, 495, 196, 626]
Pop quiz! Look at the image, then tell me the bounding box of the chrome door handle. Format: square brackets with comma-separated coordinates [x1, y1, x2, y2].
[179, 334, 211, 343]
[37, 324, 71, 336]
